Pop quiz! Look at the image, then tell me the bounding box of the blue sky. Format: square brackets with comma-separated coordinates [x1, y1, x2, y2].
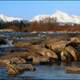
[0, 1, 80, 20]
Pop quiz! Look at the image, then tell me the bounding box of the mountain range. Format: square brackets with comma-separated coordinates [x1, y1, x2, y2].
[0, 14, 23, 22]
[1, 10, 80, 24]
[31, 10, 80, 24]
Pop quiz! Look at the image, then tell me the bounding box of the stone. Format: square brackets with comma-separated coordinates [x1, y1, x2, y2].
[65, 46, 78, 61]
[7, 64, 36, 76]
[10, 57, 26, 64]
[65, 66, 80, 73]
[7, 64, 19, 75]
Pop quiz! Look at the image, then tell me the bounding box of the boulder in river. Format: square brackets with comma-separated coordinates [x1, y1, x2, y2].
[65, 46, 78, 61]
[7, 63, 35, 76]
[10, 57, 26, 64]
[65, 66, 80, 74]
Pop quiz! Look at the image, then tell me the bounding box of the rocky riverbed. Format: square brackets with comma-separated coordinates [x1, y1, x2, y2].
[0, 35, 80, 77]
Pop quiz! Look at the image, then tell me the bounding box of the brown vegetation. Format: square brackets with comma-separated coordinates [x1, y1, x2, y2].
[1, 21, 80, 32]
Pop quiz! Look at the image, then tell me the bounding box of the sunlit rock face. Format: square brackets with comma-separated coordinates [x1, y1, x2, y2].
[41, 37, 80, 64]
[60, 46, 78, 64]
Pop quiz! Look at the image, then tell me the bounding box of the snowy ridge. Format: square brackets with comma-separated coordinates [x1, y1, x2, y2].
[0, 14, 23, 22]
[1, 10, 80, 24]
[31, 10, 80, 24]
[31, 15, 50, 22]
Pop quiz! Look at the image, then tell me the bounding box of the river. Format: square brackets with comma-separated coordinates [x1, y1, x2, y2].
[1, 65, 80, 79]
[0, 32, 80, 79]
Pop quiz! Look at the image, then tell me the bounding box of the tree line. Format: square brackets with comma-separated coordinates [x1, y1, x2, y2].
[0, 18, 80, 32]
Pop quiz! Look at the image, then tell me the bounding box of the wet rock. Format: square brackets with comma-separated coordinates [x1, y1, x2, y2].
[7, 64, 35, 76]
[15, 64, 35, 71]
[45, 40, 70, 51]
[7, 64, 19, 75]
[0, 57, 27, 66]
[10, 57, 26, 64]
[32, 56, 41, 64]
[60, 48, 73, 65]
[60, 45, 79, 65]
[65, 66, 80, 73]
[26, 45, 58, 64]
[65, 46, 78, 61]
[32, 56, 50, 64]
[0, 59, 10, 65]
[37, 49, 58, 64]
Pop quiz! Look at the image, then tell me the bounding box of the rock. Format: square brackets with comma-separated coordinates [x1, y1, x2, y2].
[7, 64, 35, 76]
[60, 46, 79, 65]
[27, 56, 49, 64]
[65, 46, 78, 61]
[32, 56, 49, 64]
[65, 66, 80, 73]
[36, 48, 58, 59]
[61, 49, 69, 62]
[15, 64, 35, 71]
[32, 56, 41, 64]
[70, 37, 80, 43]
[0, 59, 10, 65]
[26, 45, 58, 64]
[0, 57, 26, 67]
[10, 57, 26, 64]
[60, 48, 73, 65]
[25, 64, 36, 71]
[7, 64, 19, 75]
[45, 40, 70, 51]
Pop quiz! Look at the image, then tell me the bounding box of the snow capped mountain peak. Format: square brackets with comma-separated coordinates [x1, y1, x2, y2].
[31, 14, 50, 22]
[1, 11, 80, 24]
[52, 10, 74, 23]
[52, 10, 80, 24]
[52, 10, 68, 16]
[0, 14, 23, 22]
[31, 10, 80, 24]
[52, 10, 70, 18]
